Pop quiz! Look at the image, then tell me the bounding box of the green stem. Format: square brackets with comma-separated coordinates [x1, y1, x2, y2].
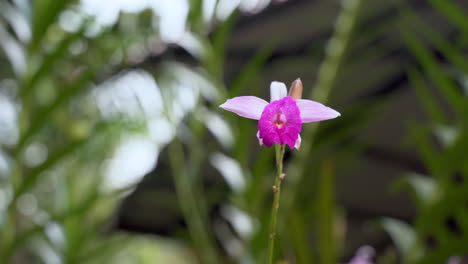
[168, 139, 218, 264]
[267, 144, 286, 264]
[1, 72, 32, 263]
[280, 0, 363, 232]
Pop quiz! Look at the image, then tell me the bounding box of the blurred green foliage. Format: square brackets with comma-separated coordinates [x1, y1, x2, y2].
[0, 0, 467, 263]
[383, 1, 468, 264]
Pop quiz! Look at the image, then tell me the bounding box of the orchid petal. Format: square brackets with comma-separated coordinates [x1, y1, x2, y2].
[256, 131, 264, 146]
[270, 81, 287, 102]
[296, 99, 340, 122]
[220, 96, 268, 120]
[294, 134, 301, 150]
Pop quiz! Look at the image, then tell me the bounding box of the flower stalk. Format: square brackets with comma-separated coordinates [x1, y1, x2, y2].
[267, 144, 286, 264]
[219, 79, 340, 263]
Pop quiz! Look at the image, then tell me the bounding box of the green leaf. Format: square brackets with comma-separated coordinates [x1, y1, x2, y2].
[204, 11, 238, 79]
[415, 17, 468, 73]
[393, 173, 437, 207]
[381, 218, 417, 259]
[289, 210, 314, 264]
[21, 26, 87, 99]
[30, 0, 76, 54]
[432, 124, 458, 147]
[407, 66, 447, 125]
[402, 30, 467, 121]
[428, 0, 468, 34]
[317, 159, 336, 264]
[408, 123, 443, 178]
[16, 68, 94, 153]
[14, 122, 108, 199]
[187, 0, 204, 33]
[440, 128, 468, 176]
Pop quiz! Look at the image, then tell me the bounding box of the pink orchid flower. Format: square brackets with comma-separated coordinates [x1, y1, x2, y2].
[220, 79, 340, 150]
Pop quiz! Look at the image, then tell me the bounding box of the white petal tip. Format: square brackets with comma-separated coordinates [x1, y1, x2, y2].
[256, 131, 264, 146]
[324, 107, 341, 119]
[294, 135, 301, 150]
[332, 109, 341, 118]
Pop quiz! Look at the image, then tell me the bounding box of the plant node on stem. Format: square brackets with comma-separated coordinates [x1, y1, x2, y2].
[267, 144, 286, 264]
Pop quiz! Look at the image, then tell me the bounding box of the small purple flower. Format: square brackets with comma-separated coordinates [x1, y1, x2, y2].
[347, 256, 374, 264]
[346, 245, 375, 264]
[447, 256, 468, 264]
[220, 79, 340, 150]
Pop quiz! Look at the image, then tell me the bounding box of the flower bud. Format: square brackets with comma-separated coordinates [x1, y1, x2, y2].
[288, 78, 303, 100]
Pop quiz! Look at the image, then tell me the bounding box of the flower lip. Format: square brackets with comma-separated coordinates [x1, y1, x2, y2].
[258, 96, 302, 149]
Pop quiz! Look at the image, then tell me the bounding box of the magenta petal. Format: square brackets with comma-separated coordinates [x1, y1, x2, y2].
[270, 81, 287, 102]
[220, 96, 268, 120]
[296, 99, 340, 122]
[258, 96, 302, 149]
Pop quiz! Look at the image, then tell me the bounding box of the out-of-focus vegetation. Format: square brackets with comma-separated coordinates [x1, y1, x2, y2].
[0, 0, 467, 263]
[383, 1, 468, 263]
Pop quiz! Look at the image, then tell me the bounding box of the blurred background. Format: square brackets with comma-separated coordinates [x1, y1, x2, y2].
[0, 0, 468, 263]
